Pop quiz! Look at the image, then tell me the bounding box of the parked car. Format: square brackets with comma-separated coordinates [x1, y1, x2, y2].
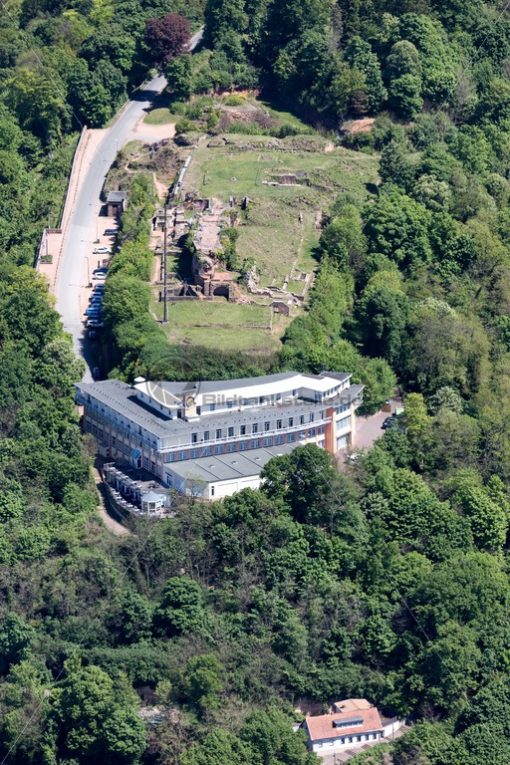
[85, 307, 102, 317]
[382, 415, 399, 430]
[104, 228, 117, 236]
[87, 319, 103, 328]
[92, 266, 108, 275]
[93, 273, 107, 281]
[88, 330, 97, 340]
[93, 246, 111, 255]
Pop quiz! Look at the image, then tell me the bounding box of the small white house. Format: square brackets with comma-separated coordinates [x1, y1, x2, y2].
[303, 698, 404, 755]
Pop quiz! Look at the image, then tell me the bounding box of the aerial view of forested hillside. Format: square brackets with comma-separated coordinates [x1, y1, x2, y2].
[3, 0, 510, 763]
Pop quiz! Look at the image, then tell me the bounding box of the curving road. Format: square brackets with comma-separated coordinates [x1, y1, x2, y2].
[56, 30, 203, 382]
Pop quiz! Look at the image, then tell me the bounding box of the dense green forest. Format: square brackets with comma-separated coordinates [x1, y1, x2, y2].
[3, 0, 510, 763]
[0, 0, 204, 263]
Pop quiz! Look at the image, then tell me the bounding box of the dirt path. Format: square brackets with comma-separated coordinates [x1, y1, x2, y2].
[93, 467, 131, 536]
[97, 505, 131, 536]
[153, 172, 168, 200]
[131, 116, 176, 145]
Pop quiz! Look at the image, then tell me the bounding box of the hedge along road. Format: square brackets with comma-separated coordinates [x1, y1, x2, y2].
[55, 28, 204, 383]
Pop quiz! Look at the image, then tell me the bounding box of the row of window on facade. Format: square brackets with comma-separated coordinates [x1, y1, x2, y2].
[191, 412, 323, 444]
[86, 407, 351, 454]
[318, 732, 379, 749]
[87, 402, 351, 450]
[86, 421, 325, 462]
[168, 430, 325, 462]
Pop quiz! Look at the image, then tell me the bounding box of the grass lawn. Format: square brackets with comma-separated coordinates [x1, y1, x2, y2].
[288, 279, 306, 295]
[254, 98, 314, 133]
[143, 116, 378, 359]
[152, 296, 284, 352]
[183, 137, 378, 286]
[144, 108, 178, 125]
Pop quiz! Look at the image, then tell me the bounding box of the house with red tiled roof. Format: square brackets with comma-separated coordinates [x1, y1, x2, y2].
[303, 698, 403, 755]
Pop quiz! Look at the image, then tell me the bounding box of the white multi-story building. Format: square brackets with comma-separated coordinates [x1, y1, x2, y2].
[76, 371, 363, 499]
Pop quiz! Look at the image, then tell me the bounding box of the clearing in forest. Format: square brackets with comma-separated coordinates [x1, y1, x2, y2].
[138, 96, 379, 355]
[182, 134, 379, 287]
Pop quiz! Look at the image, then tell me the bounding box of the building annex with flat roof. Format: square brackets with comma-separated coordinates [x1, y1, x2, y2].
[76, 371, 363, 500]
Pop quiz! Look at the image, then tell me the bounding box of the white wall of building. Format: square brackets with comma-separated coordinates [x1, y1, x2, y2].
[164, 468, 262, 500]
[311, 732, 382, 753]
[382, 719, 405, 738]
[207, 475, 261, 499]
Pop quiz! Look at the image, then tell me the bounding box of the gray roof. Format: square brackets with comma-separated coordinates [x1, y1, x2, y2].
[344, 384, 364, 402]
[141, 490, 166, 502]
[321, 371, 351, 383]
[77, 379, 189, 439]
[76, 378, 363, 447]
[158, 371, 300, 397]
[107, 190, 126, 202]
[168, 443, 296, 484]
[157, 371, 353, 397]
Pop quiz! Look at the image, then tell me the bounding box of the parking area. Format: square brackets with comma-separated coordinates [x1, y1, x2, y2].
[80, 212, 119, 376]
[353, 399, 402, 450]
[337, 399, 403, 471]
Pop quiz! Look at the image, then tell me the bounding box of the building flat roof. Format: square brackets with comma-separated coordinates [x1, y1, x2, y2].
[167, 443, 296, 484]
[77, 380, 187, 438]
[141, 490, 166, 502]
[144, 371, 352, 401]
[107, 190, 126, 202]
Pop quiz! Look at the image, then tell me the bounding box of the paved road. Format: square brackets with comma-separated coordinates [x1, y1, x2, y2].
[55, 29, 203, 382]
